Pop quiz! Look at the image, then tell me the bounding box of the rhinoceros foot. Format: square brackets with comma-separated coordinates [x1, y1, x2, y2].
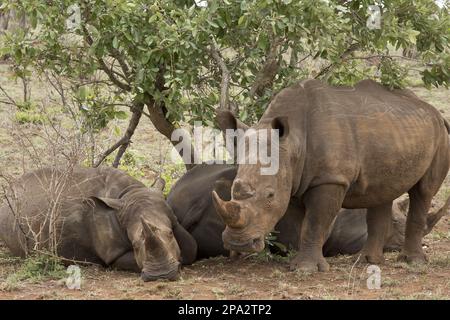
[289, 254, 330, 273]
[354, 250, 385, 265]
[397, 252, 428, 265]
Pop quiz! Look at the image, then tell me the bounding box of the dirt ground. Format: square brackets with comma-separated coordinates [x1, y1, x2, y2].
[1, 229, 450, 300]
[0, 63, 450, 300]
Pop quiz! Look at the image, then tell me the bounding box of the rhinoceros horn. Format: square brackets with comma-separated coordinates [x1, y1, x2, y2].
[151, 177, 166, 191]
[141, 217, 162, 244]
[212, 190, 247, 228]
[425, 195, 450, 235]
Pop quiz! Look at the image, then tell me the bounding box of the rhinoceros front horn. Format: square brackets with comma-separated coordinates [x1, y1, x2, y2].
[212, 190, 246, 228]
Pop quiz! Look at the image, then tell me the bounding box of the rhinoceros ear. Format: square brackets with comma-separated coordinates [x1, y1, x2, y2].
[89, 196, 124, 211]
[173, 223, 198, 265]
[216, 110, 249, 132]
[216, 111, 249, 161]
[271, 116, 289, 139]
[213, 178, 233, 201]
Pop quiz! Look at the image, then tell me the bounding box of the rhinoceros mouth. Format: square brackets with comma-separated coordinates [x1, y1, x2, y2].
[223, 236, 265, 253]
[141, 265, 181, 282]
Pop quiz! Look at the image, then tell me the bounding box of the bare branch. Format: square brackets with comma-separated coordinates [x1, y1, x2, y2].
[344, 54, 421, 63]
[210, 38, 231, 111]
[0, 99, 16, 106]
[0, 183, 34, 248]
[33, 249, 102, 266]
[0, 84, 17, 105]
[94, 102, 144, 167]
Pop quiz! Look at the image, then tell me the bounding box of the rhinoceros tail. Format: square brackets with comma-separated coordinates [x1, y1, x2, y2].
[425, 194, 450, 235]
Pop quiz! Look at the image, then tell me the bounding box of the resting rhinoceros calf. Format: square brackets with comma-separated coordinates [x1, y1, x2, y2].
[168, 164, 449, 259]
[213, 79, 450, 272]
[0, 166, 197, 281]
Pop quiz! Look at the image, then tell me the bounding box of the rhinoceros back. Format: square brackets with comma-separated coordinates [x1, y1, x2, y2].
[0, 166, 132, 257]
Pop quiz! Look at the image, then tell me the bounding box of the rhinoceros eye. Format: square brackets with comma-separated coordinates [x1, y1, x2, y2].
[265, 188, 275, 199]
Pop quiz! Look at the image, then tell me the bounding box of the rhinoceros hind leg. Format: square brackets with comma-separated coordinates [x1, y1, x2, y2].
[289, 184, 345, 273]
[359, 202, 393, 264]
[399, 140, 450, 265]
[397, 185, 432, 265]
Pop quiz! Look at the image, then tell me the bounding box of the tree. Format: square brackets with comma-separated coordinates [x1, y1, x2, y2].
[1, 0, 448, 168]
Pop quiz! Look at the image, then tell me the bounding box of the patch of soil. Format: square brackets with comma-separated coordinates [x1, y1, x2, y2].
[1, 218, 449, 300]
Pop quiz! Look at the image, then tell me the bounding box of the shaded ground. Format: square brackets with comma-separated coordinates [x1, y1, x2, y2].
[0, 63, 450, 300]
[1, 223, 450, 300]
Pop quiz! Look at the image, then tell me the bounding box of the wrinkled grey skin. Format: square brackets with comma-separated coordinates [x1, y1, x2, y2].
[213, 79, 450, 272]
[168, 164, 449, 259]
[167, 164, 235, 259]
[0, 166, 197, 281]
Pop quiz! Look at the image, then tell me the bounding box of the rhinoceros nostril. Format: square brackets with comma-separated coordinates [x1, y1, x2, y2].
[252, 237, 263, 248]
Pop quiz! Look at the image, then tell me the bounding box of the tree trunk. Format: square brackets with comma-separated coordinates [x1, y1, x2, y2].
[146, 67, 196, 170]
[144, 97, 195, 170]
[0, 12, 11, 31]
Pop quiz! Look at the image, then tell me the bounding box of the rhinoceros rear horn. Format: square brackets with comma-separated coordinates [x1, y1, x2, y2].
[151, 177, 166, 191]
[212, 190, 246, 228]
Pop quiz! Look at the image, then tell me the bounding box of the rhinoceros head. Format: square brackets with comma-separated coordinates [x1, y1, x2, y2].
[135, 215, 181, 282]
[122, 183, 196, 282]
[213, 111, 297, 253]
[130, 183, 197, 282]
[385, 195, 450, 252]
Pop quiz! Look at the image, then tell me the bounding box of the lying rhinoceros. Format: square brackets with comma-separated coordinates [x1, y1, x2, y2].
[0, 166, 197, 281]
[168, 164, 449, 259]
[213, 79, 450, 272]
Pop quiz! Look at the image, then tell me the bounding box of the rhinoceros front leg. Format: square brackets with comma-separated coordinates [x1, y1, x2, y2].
[111, 251, 140, 273]
[290, 185, 346, 272]
[359, 202, 393, 264]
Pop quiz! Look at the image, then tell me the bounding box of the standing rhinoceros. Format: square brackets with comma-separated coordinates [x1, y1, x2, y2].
[168, 164, 449, 259]
[0, 166, 197, 281]
[212, 79, 450, 273]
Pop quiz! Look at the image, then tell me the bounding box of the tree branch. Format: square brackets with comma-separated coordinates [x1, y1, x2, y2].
[110, 48, 132, 82]
[210, 38, 230, 111]
[82, 26, 131, 91]
[315, 43, 360, 79]
[343, 54, 421, 63]
[142, 66, 196, 170]
[94, 102, 143, 167]
[249, 37, 283, 99]
[0, 84, 17, 105]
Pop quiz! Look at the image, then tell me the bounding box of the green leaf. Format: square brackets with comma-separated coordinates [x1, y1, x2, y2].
[406, 30, 420, 45]
[238, 15, 246, 26]
[207, 20, 219, 28]
[115, 111, 128, 120]
[148, 14, 158, 23]
[257, 34, 269, 50]
[113, 125, 121, 136]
